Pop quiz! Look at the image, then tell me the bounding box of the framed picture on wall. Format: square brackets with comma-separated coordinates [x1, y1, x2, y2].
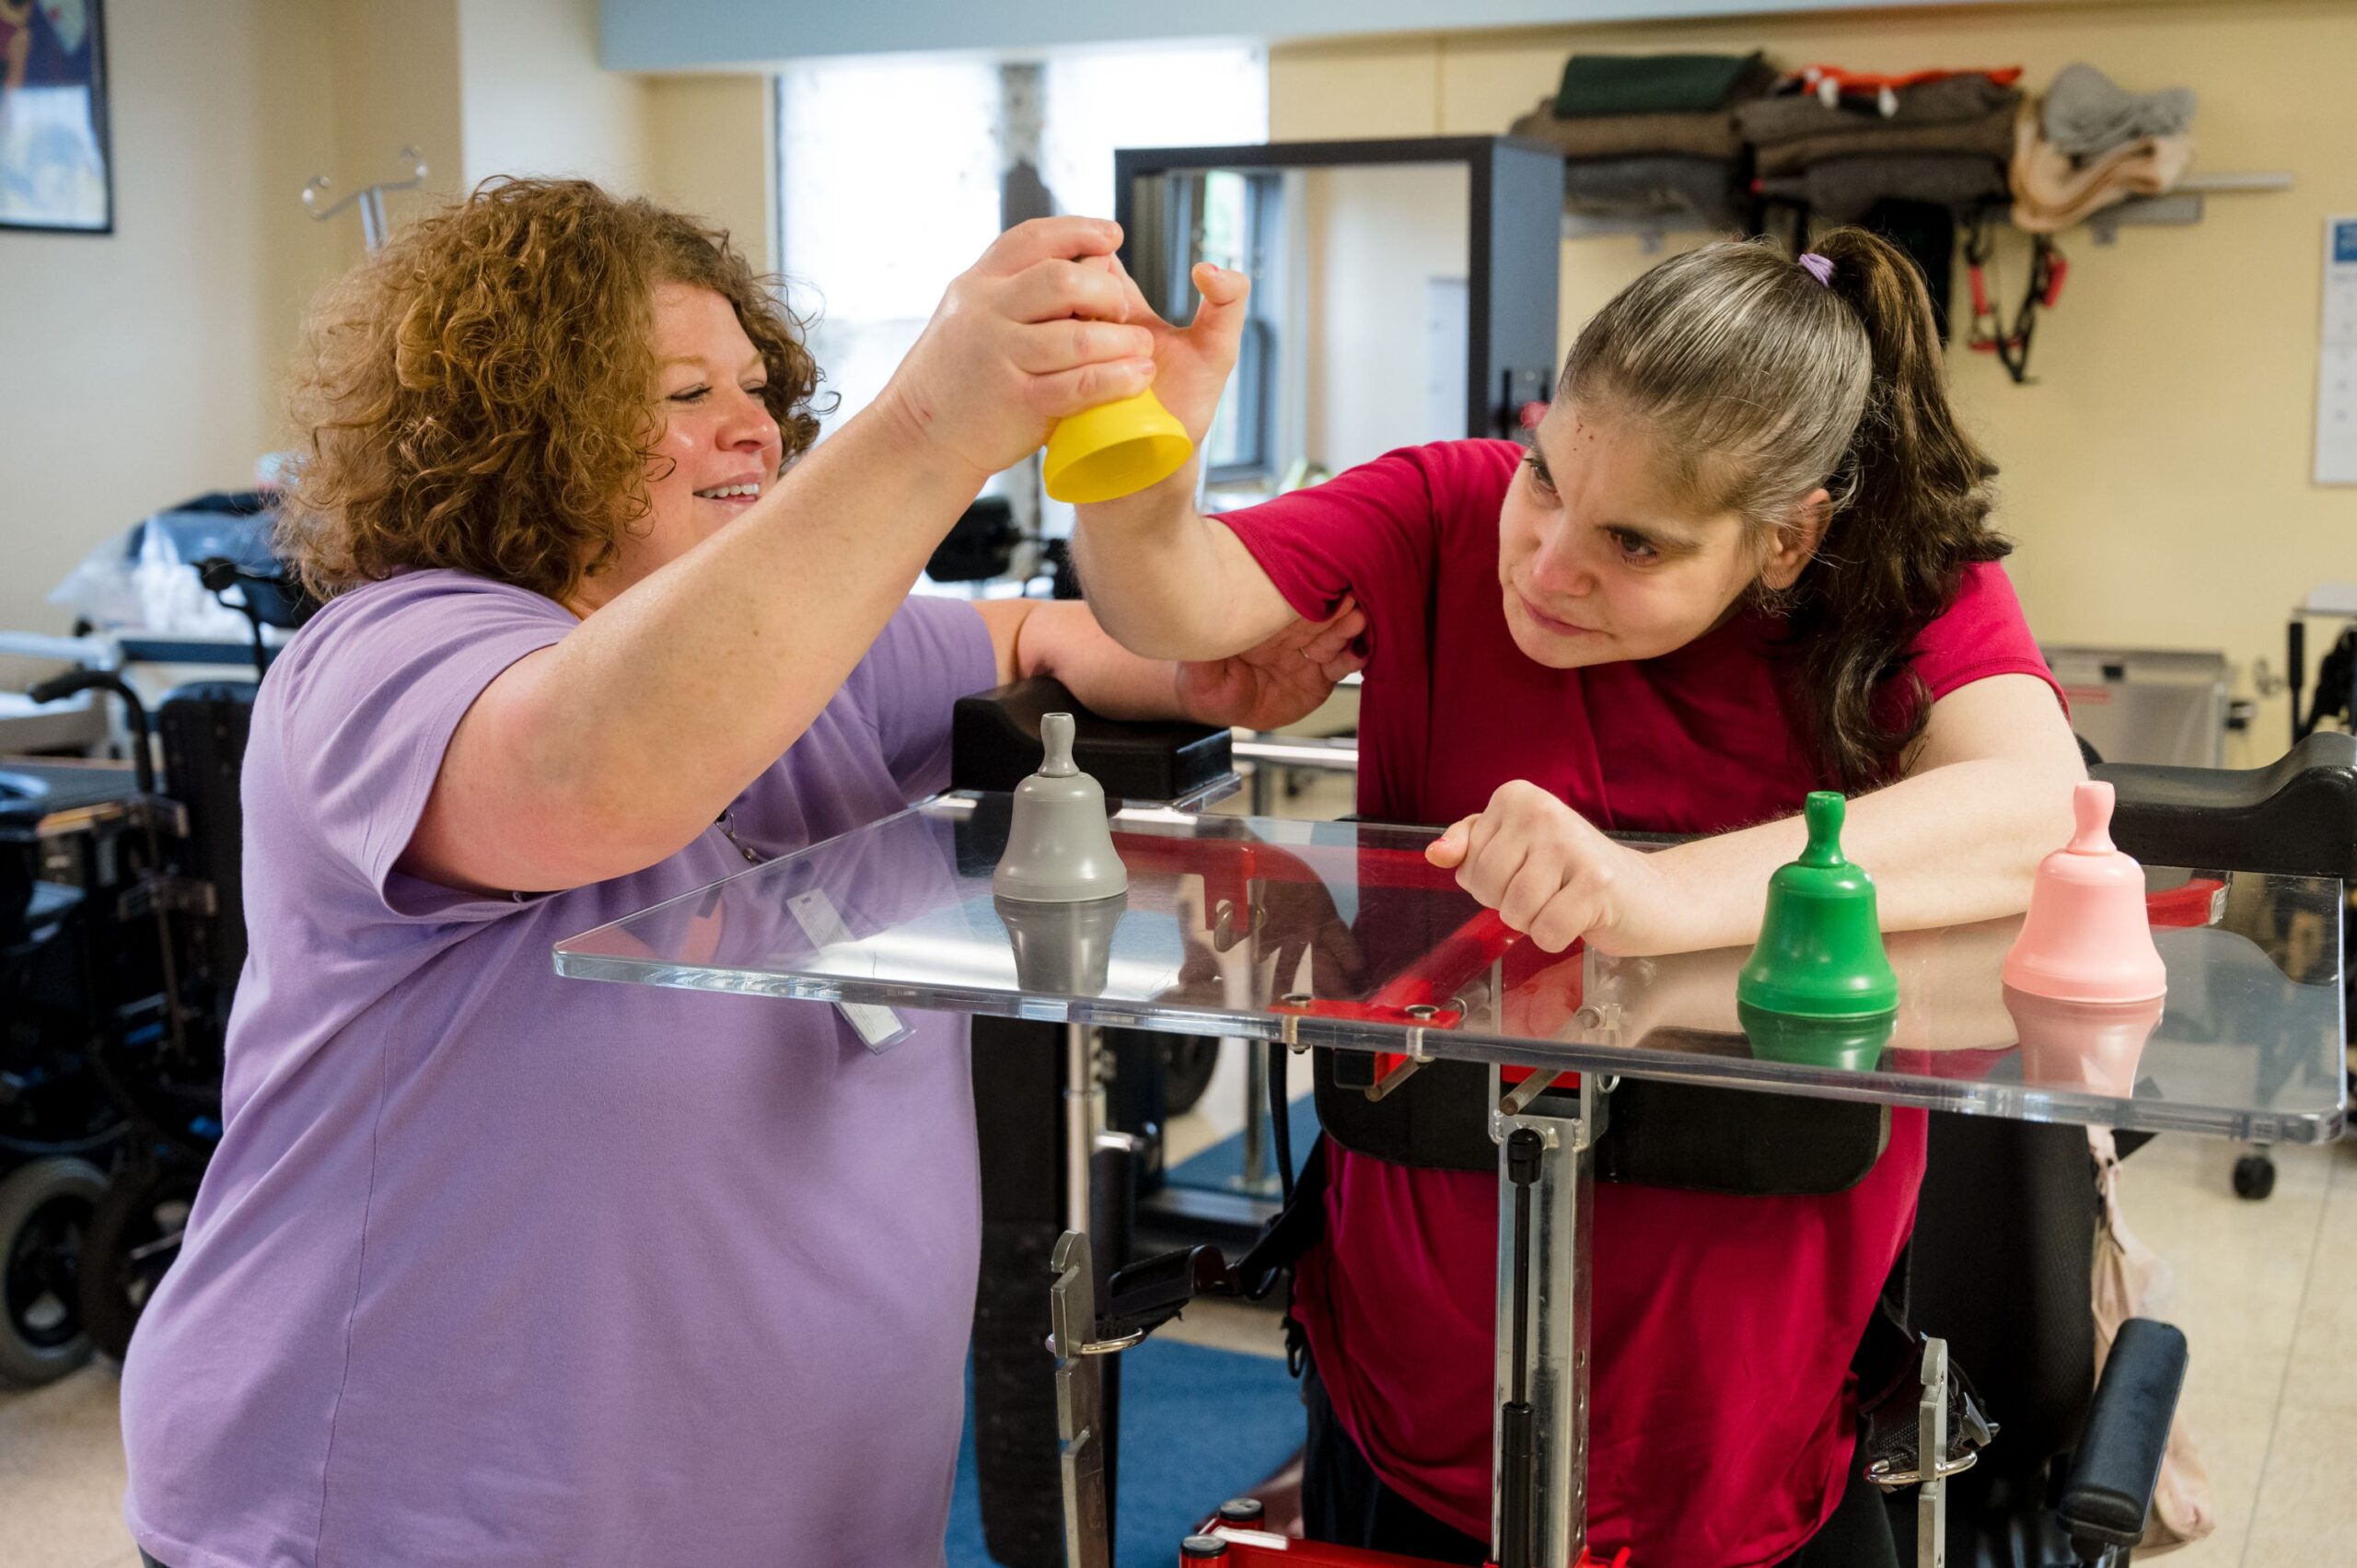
[0, 0, 110, 234]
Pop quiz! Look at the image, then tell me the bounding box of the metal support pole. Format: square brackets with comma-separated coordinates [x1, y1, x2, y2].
[1050, 1231, 1113, 1568]
[1490, 1067, 1605, 1566]
[1917, 1338, 1950, 1568]
[357, 188, 388, 251]
[1236, 1039, 1277, 1193]
[1065, 1023, 1102, 1234]
[1222, 878, 1281, 1198]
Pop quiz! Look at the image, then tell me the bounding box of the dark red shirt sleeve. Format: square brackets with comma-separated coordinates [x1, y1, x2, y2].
[1906, 561, 2067, 712]
[1213, 442, 1515, 673]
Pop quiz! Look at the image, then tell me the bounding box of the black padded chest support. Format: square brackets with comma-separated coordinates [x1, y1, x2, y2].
[1315, 1053, 1891, 1194]
[951, 677, 1232, 803]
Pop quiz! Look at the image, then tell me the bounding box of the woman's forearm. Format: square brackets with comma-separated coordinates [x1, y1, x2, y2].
[976, 599, 1189, 721]
[1017, 598, 1197, 721]
[1644, 756, 2081, 954]
[443, 395, 990, 884]
[1069, 473, 1295, 660]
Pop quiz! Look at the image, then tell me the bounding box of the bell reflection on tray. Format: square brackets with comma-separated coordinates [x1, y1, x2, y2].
[1736, 1004, 1897, 1072]
[1574, 919, 2039, 1078]
[996, 893, 1130, 995]
[1576, 915, 2318, 1111]
[2004, 988, 2165, 1098]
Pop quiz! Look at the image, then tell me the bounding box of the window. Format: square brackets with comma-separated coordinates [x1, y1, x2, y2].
[777, 46, 1267, 559]
[776, 58, 1003, 444]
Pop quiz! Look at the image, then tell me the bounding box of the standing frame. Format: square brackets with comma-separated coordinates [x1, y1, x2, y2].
[0, 0, 110, 234]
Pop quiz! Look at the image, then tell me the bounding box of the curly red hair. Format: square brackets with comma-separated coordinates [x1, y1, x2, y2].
[279, 178, 823, 602]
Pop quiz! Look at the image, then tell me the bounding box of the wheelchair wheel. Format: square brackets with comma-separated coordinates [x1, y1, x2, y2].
[0, 1156, 106, 1387]
[1163, 1034, 1221, 1117]
[79, 1156, 203, 1364]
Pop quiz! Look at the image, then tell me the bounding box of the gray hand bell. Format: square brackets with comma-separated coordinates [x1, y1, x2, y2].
[992, 712, 1129, 903]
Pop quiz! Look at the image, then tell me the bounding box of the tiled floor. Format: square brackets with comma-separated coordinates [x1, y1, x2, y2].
[0, 1364, 137, 1568]
[6, 755, 2351, 1565]
[11, 1138, 2349, 1567]
[2123, 1133, 2357, 1567]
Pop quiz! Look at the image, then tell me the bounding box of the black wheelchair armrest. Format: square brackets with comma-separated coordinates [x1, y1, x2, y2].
[2057, 1317, 2188, 1555]
[1100, 1245, 1238, 1340]
[2096, 730, 2357, 879]
[950, 677, 1236, 804]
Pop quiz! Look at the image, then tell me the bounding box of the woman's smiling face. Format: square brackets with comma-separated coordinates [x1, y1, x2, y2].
[1496, 401, 1810, 670]
[633, 282, 785, 563]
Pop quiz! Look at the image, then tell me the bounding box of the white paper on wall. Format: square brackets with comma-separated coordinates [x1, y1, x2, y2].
[2316, 216, 2357, 485]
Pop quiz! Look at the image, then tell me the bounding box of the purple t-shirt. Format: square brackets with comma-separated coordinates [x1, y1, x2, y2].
[121, 570, 997, 1568]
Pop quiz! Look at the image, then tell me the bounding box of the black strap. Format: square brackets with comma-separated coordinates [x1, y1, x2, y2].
[1852, 1238, 1919, 1413]
[1269, 1040, 1295, 1211]
[1235, 1135, 1329, 1305]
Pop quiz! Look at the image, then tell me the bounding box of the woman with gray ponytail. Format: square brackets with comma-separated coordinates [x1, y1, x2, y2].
[1075, 229, 2084, 1565]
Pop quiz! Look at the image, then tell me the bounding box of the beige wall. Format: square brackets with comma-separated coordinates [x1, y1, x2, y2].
[0, 0, 349, 634]
[0, 0, 776, 638]
[1305, 164, 1472, 468]
[459, 0, 648, 194]
[323, 0, 466, 260]
[644, 74, 775, 274]
[1274, 0, 2357, 761]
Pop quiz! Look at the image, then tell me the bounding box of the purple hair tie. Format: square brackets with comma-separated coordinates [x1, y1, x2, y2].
[1797, 252, 1836, 287]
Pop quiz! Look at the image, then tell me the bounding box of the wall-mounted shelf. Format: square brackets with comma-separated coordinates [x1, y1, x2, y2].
[2086, 171, 2295, 244]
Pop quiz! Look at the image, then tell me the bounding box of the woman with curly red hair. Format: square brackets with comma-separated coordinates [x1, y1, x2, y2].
[117, 179, 1360, 1568]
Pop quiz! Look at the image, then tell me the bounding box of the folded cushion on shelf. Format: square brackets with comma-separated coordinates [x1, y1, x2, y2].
[1739, 73, 2018, 144]
[1563, 154, 1746, 228]
[1509, 98, 1745, 161]
[1754, 98, 2019, 177]
[1758, 153, 2008, 223]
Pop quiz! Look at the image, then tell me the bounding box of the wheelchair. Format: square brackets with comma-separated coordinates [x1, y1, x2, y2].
[0, 533, 306, 1383]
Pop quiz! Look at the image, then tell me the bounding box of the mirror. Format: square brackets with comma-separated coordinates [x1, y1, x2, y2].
[1119, 138, 1562, 516]
[1129, 161, 1473, 510]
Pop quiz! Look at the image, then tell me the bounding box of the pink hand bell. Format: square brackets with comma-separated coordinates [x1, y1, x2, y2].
[2001, 781, 2167, 1005]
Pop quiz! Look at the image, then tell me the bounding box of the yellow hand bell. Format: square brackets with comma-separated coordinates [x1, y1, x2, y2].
[1039, 390, 1192, 505]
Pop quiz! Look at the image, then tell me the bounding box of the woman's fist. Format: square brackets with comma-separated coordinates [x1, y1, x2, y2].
[1426, 781, 1672, 955]
[882, 218, 1161, 483]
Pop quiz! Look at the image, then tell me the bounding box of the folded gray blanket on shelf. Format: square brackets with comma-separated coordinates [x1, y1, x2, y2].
[1754, 99, 2018, 177]
[2041, 62, 2196, 159]
[1509, 98, 1744, 161]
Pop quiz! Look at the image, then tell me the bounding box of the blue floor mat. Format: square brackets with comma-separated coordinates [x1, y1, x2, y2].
[1162, 1094, 1319, 1193]
[947, 1337, 1303, 1567]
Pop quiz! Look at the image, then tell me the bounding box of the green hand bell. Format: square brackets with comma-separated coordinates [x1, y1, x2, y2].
[1736, 792, 1898, 1020]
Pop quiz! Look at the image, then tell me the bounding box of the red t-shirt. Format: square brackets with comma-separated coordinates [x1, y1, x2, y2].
[1217, 439, 2061, 1568]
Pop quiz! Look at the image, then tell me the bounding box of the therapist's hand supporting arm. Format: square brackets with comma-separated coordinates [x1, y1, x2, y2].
[971, 598, 1364, 729]
[1428, 675, 2085, 957]
[1065, 262, 1303, 662]
[404, 219, 1163, 897]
